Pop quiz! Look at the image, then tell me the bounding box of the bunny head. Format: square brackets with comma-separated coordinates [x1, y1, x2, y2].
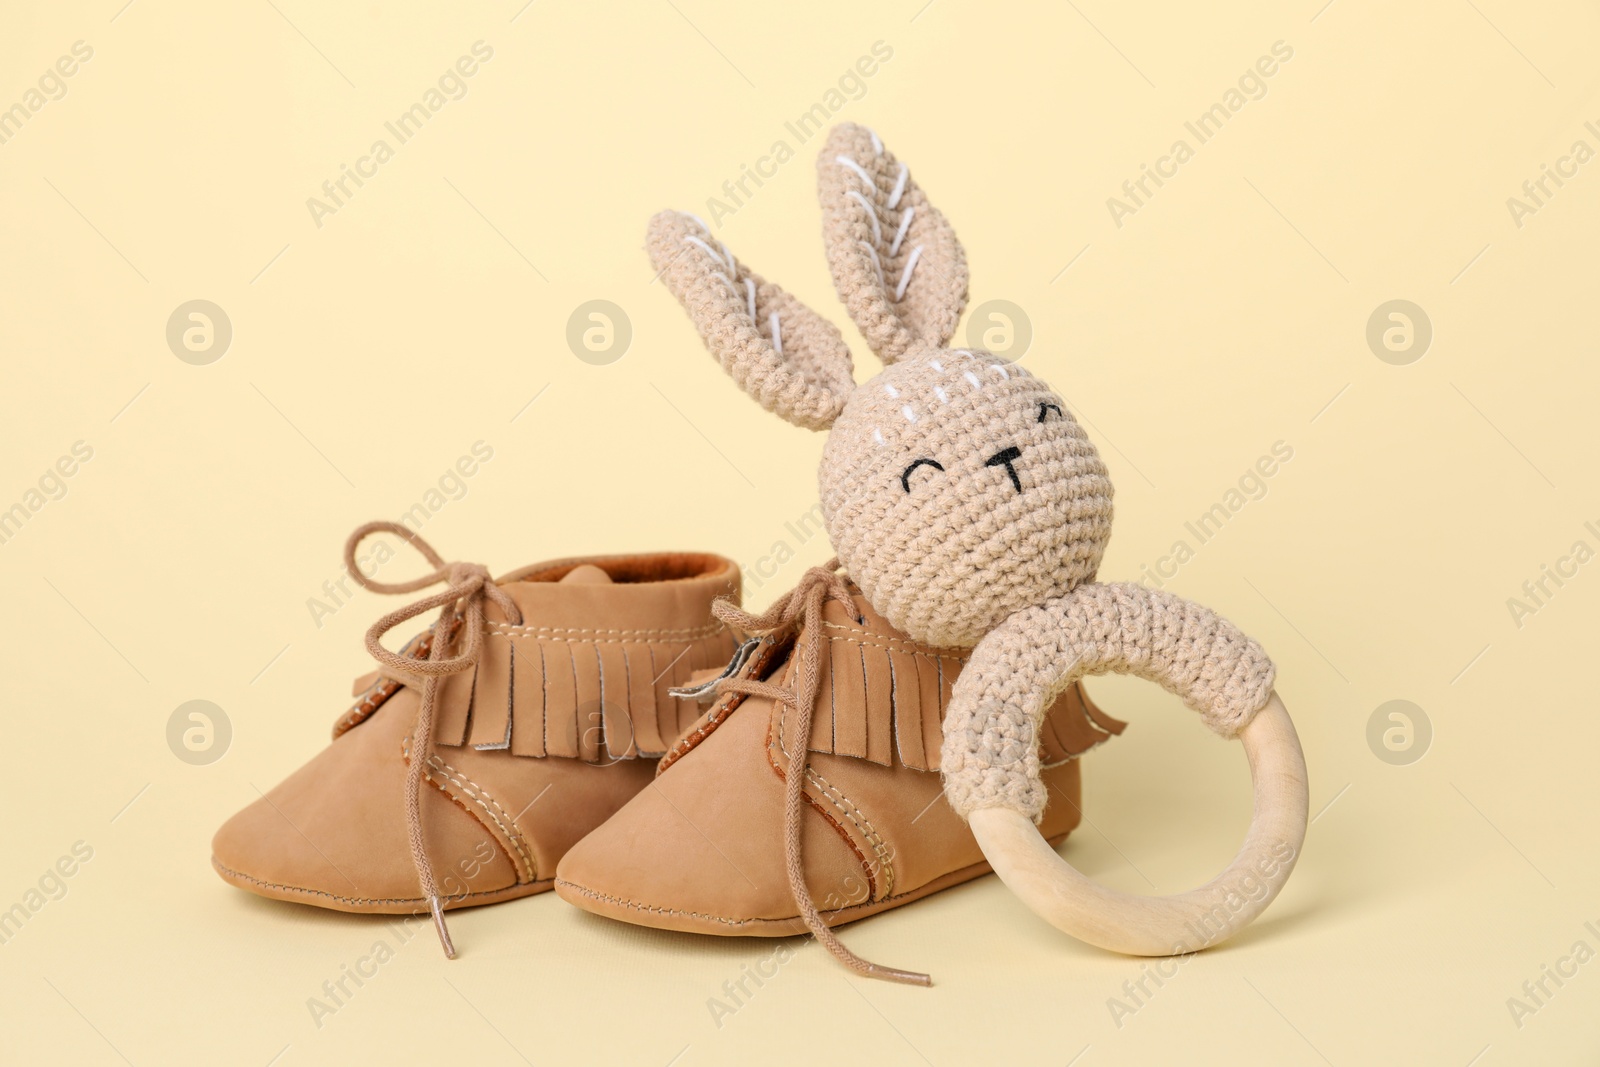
[649, 124, 1114, 648]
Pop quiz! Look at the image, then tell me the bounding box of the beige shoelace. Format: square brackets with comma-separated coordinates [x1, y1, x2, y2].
[711, 561, 932, 987]
[343, 520, 523, 959]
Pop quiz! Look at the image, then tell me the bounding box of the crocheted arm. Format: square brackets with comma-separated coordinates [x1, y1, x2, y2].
[940, 582, 1276, 823]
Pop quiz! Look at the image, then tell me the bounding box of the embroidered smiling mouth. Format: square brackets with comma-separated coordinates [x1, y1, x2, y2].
[985, 445, 1023, 492]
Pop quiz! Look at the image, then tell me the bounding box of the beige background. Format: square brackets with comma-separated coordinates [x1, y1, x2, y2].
[3, 0, 1597, 1063]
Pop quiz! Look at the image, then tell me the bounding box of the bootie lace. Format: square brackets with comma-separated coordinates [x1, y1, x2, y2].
[341, 520, 523, 959]
[710, 561, 932, 987]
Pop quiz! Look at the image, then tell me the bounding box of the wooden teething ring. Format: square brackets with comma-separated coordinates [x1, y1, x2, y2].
[969, 691, 1308, 955]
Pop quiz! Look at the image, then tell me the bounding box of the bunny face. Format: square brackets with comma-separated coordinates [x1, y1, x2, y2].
[820, 349, 1113, 648]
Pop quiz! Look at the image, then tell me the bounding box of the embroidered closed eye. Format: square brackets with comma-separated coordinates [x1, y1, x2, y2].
[1038, 401, 1064, 423]
[900, 458, 944, 492]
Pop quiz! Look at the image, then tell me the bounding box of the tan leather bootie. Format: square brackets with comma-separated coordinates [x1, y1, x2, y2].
[212, 522, 739, 956]
[554, 569, 1122, 972]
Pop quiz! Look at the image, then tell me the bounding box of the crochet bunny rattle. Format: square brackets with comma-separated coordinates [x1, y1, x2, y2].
[649, 123, 1308, 980]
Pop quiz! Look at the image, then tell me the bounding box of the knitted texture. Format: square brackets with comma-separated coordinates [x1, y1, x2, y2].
[817, 123, 967, 364]
[940, 582, 1277, 822]
[820, 349, 1114, 648]
[647, 210, 855, 432]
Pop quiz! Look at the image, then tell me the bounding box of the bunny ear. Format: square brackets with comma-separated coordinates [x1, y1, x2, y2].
[818, 124, 968, 364]
[647, 210, 855, 432]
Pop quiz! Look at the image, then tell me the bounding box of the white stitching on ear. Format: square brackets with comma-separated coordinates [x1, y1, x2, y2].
[657, 214, 854, 431]
[682, 235, 738, 297]
[858, 241, 885, 287]
[894, 245, 924, 301]
[684, 235, 739, 290]
[887, 163, 909, 209]
[901, 404, 917, 423]
[682, 234, 722, 264]
[847, 191, 881, 243]
[836, 155, 874, 188]
[868, 128, 883, 155]
[889, 205, 915, 257]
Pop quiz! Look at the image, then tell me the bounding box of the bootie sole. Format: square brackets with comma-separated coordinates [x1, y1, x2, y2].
[551, 828, 1073, 937]
[212, 856, 553, 915]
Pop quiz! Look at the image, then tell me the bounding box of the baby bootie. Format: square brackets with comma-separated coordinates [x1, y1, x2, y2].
[211, 521, 739, 956]
[554, 565, 1123, 979]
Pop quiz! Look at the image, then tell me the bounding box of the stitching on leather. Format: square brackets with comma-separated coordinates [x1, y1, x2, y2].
[800, 766, 895, 898]
[424, 757, 536, 884]
[212, 858, 547, 907]
[773, 697, 896, 899]
[485, 622, 724, 640]
[554, 863, 986, 927]
[553, 883, 752, 927]
[657, 695, 737, 771]
[402, 738, 537, 883]
[765, 709, 881, 900]
[820, 621, 966, 659]
[335, 683, 396, 735]
[655, 639, 781, 774]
